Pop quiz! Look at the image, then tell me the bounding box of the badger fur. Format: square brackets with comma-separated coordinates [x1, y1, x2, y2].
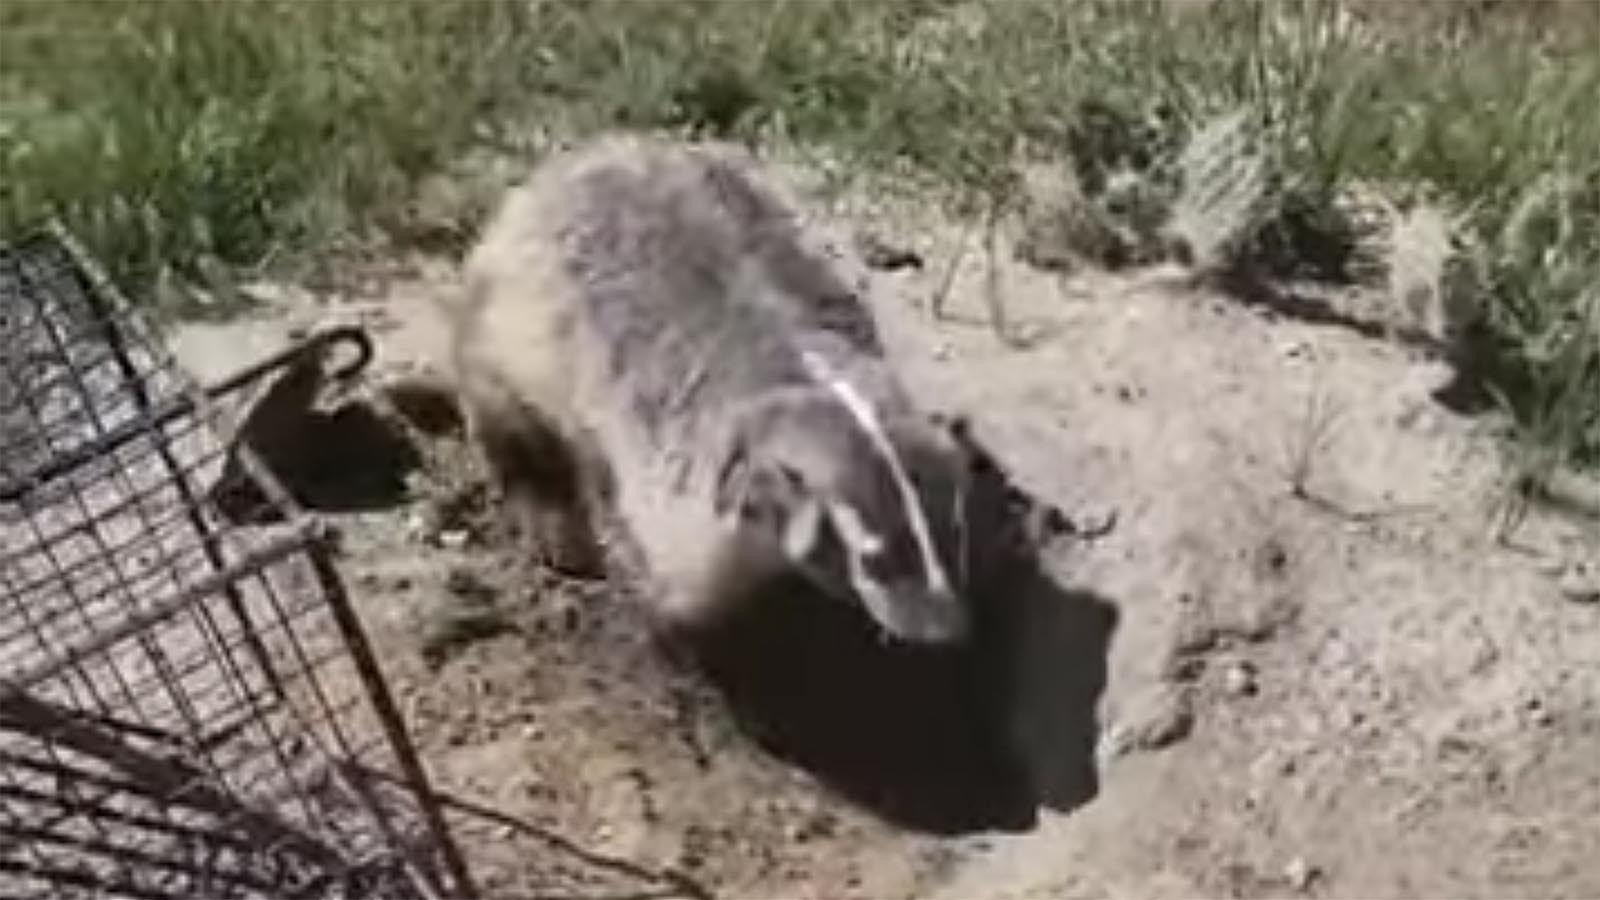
[447, 134, 973, 644]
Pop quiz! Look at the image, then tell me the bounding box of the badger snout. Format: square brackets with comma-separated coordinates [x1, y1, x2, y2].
[881, 581, 971, 644]
[849, 570, 971, 645]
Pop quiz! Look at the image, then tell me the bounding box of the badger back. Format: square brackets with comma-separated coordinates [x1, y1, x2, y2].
[513, 137, 876, 440]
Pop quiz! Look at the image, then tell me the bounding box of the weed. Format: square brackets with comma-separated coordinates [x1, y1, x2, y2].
[1283, 370, 1343, 504]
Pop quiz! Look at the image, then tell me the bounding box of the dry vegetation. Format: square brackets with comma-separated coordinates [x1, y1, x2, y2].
[1, 0, 1596, 485]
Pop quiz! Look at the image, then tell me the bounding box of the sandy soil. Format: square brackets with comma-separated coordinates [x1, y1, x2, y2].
[167, 154, 1600, 900]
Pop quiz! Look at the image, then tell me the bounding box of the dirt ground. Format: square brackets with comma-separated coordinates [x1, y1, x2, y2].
[168, 154, 1600, 900]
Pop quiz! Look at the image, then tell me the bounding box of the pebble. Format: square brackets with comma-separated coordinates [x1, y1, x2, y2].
[854, 231, 924, 271]
[403, 510, 432, 543]
[1284, 856, 1320, 892]
[1523, 696, 1555, 728]
[1224, 659, 1260, 697]
[1556, 561, 1599, 605]
[438, 529, 470, 550]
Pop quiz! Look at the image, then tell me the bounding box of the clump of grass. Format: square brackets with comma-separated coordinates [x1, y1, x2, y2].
[1, 0, 536, 312]
[2, 0, 1596, 473]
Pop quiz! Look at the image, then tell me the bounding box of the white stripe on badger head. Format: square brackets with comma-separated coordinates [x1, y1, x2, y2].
[797, 350, 952, 597]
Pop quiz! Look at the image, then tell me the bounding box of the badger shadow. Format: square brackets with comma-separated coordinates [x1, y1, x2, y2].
[677, 438, 1119, 836]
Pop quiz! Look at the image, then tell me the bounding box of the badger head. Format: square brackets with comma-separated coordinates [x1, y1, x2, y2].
[713, 373, 975, 645]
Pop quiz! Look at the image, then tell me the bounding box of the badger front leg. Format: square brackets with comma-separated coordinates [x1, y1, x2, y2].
[466, 392, 604, 579]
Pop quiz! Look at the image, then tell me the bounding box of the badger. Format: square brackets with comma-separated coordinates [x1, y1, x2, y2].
[446, 134, 974, 644]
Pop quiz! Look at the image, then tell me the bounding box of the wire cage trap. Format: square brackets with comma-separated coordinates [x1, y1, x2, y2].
[0, 224, 476, 899]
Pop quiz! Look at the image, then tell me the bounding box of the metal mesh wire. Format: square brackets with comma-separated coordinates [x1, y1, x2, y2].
[0, 226, 473, 900]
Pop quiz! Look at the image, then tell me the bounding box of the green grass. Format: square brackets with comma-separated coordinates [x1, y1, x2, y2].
[1, 0, 536, 300]
[2, 0, 1597, 474]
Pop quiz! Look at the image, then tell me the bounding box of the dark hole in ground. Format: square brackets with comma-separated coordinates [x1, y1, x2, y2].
[670, 437, 1118, 836]
[210, 400, 423, 525]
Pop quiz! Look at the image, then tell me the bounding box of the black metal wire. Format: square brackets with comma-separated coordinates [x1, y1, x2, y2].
[0, 224, 474, 900]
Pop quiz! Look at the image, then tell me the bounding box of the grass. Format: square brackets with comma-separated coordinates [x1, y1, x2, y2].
[2, 0, 1597, 476]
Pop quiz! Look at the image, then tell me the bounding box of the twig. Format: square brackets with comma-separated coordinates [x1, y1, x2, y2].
[930, 215, 977, 322]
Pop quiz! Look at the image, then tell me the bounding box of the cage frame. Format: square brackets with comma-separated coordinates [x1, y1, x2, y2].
[0, 221, 477, 900]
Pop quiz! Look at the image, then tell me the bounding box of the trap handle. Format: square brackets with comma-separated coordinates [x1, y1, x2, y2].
[211, 323, 375, 396]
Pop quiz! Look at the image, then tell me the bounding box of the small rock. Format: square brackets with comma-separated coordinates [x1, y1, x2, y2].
[1523, 696, 1555, 728]
[1223, 660, 1259, 697]
[438, 529, 470, 550]
[1556, 561, 1599, 605]
[1255, 538, 1290, 579]
[854, 230, 924, 271]
[403, 510, 433, 543]
[1279, 340, 1312, 360]
[1284, 856, 1320, 892]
